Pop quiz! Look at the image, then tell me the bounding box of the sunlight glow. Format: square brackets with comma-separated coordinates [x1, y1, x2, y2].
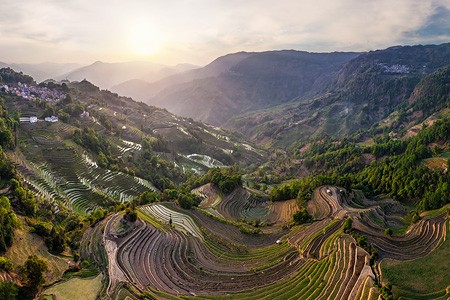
[128, 20, 164, 57]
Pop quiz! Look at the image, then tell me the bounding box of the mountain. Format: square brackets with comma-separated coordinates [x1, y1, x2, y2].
[139, 51, 360, 126]
[59, 61, 199, 90]
[0, 62, 82, 82]
[110, 63, 198, 100]
[226, 43, 450, 147]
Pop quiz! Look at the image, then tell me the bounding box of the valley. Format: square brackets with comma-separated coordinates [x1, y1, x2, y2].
[0, 42, 449, 300]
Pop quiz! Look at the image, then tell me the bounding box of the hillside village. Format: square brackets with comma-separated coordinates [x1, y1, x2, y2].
[1, 81, 66, 104]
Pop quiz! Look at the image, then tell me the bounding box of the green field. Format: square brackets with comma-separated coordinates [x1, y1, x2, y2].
[381, 220, 450, 299]
[41, 274, 103, 300]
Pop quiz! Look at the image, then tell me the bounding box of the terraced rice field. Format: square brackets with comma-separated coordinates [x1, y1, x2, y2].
[109, 213, 303, 297]
[216, 188, 271, 222]
[195, 184, 300, 226]
[117, 140, 142, 154]
[267, 199, 299, 224]
[0, 271, 20, 285]
[424, 157, 449, 171]
[106, 208, 378, 299]
[381, 220, 450, 299]
[192, 183, 222, 209]
[357, 213, 447, 260]
[306, 186, 344, 220]
[15, 146, 157, 213]
[185, 154, 225, 168]
[92, 186, 448, 299]
[139, 204, 203, 239]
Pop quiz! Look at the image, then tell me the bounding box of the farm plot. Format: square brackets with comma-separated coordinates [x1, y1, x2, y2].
[108, 193, 375, 299]
[267, 199, 299, 224]
[185, 154, 225, 169]
[216, 187, 272, 222]
[424, 157, 449, 171]
[17, 146, 157, 213]
[117, 140, 142, 154]
[0, 271, 20, 285]
[356, 213, 447, 260]
[306, 186, 344, 220]
[139, 203, 203, 239]
[188, 209, 287, 248]
[193, 235, 375, 300]
[112, 217, 303, 296]
[381, 220, 450, 299]
[41, 274, 103, 300]
[192, 183, 222, 209]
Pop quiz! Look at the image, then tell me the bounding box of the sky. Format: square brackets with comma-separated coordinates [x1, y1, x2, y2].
[1, 0, 450, 66]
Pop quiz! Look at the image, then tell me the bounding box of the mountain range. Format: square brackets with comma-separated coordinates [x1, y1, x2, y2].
[3, 43, 450, 148]
[0, 60, 198, 90]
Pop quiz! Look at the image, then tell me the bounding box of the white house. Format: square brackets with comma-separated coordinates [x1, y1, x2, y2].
[80, 111, 90, 118]
[44, 115, 58, 123]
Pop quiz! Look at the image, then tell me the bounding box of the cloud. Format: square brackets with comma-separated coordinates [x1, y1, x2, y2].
[0, 0, 449, 64]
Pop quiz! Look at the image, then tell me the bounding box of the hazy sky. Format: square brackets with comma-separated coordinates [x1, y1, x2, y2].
[1, 0, 450, 65]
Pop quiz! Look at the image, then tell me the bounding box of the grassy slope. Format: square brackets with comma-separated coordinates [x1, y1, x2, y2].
[41, 274, 103, 300]
[5, 220, 69, 284]
[381, 220, 449, 298]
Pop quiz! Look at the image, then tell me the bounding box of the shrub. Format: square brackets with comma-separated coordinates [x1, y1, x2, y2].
[124, 208, 137, 222]
[292, 208, 311, 224]
[384, 228, 393, 236]
[343, 218, 353, 233]
[0, 256, 13, 271]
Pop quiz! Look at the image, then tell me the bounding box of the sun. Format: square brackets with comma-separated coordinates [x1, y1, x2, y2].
[128, 22, 164, 57]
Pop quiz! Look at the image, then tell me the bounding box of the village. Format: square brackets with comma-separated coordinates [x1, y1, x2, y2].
[0, 81, 66, 104]
[1, 81, 66, 123]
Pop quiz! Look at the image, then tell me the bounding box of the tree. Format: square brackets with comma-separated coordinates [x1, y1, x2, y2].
[124, 208, 137, 222]
[19, 255, 48, 299]
[0, 256, 13, 271]
[0, 196, 19, 252]
[292, 208, 311, 224]
[0, 282, 18, 300]
[97, 151, 108, 168]
[137, 191, 159, 205]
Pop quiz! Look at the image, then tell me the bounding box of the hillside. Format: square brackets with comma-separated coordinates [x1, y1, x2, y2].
[226, 43, 450, 147]
[135, 50, 359, 125]
[0, 69, 264, 214]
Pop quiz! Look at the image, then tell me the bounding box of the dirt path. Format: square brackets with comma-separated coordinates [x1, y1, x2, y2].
[104, 214, 129, 298]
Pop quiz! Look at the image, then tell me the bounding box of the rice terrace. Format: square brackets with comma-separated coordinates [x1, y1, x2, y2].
[1, 2, 450, 300]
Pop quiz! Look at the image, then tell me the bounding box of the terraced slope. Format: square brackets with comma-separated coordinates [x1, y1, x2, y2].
[11, 126, 156, 213]
[216, 187, 271, 222]
[194, 184, 297, 226]
[380, 219, 450, 300]
[110, 213, 302, 296]
[306, 186, 345, 219]
[92, 186, 448, 299]
[102, 191, 376, 299]
[356, 213, 447, 260]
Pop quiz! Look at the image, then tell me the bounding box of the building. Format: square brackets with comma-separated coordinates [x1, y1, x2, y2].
[44, 115, 58, 123]
[30, 116, 38, 123]
[80, 111, 90, 118]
